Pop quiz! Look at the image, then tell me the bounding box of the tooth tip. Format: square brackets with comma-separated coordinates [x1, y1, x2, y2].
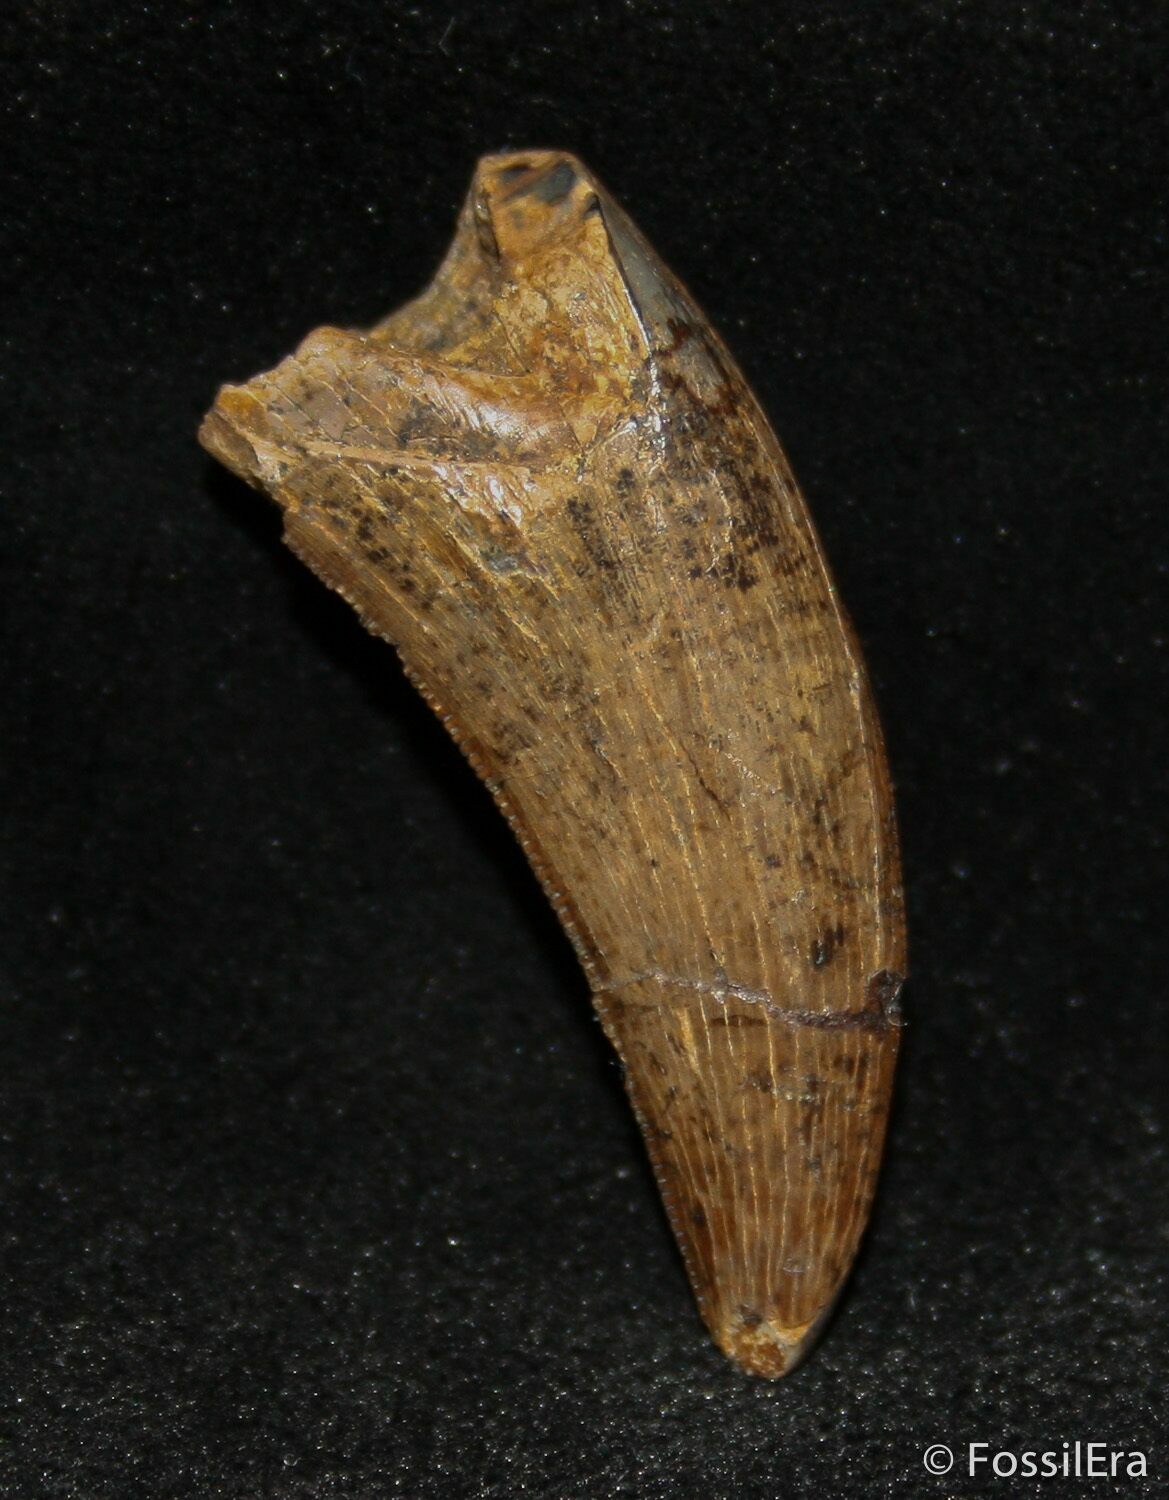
[716, 1309, 829, 1379]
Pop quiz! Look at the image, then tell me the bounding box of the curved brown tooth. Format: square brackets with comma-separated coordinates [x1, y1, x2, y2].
[198, 148, 907, 1377]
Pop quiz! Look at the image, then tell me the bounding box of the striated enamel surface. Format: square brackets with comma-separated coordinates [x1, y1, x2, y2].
[200, 149, 906, 1376]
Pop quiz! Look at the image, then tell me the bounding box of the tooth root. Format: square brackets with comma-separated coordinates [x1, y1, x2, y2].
[198, 149, 907, 1377]
[597, 981, 900, 1376]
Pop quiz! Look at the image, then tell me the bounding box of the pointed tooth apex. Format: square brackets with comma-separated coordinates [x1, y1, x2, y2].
[597, 978, 900, 1379]
[716, 1309, 830, 1379]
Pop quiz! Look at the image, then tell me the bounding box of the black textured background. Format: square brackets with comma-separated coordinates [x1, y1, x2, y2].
[3, 3, 1167, 1496]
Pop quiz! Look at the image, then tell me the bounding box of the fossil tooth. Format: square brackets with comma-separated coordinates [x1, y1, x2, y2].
[199, 149, 907, 1377]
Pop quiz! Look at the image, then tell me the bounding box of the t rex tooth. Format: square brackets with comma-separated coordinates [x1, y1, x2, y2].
[199, 149, 907, 1377]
